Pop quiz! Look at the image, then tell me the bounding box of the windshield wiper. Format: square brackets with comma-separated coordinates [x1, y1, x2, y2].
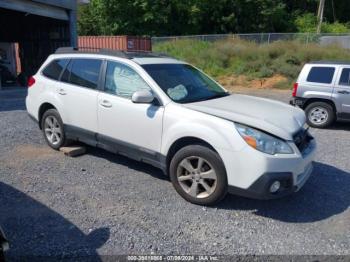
[207, 92, 230, 100]
[183, 93, 229, 103]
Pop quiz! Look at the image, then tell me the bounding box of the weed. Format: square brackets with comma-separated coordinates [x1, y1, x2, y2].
[154, 38, 350, 82]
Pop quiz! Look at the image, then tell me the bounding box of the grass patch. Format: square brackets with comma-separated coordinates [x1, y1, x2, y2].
[154, 38, 350, 86]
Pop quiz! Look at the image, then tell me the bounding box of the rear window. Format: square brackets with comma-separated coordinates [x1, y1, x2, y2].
[306, 67, 335, 84]
[339, 68, 350, 86]
[61, 58, 102, 89]
[42, 59, 69, 80]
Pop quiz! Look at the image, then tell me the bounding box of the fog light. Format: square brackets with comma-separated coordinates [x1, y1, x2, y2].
[270, 181, 281, 193]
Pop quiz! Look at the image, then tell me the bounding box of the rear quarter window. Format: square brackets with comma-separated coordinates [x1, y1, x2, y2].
[306, 66, 335, 84]
[42, 59, 69, 80]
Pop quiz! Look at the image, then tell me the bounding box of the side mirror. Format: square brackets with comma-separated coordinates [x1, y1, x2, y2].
[131, 90, 155, 104]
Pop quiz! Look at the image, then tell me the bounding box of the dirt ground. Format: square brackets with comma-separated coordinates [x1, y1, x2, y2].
[218, 74, 291, 91]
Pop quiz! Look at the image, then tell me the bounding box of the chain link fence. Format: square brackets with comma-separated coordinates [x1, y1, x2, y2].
[152, 33, 350, 49]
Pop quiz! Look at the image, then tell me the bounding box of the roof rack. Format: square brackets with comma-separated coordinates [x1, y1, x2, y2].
[55, 47, 78, 54]
[54, 47, 171, 59]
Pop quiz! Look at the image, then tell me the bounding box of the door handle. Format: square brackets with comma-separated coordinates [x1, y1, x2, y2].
[58, 88, 67, 95]
[99, 99, 112, 108]
[337, 90, 350, 95]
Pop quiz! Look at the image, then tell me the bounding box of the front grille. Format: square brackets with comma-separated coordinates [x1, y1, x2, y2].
[293, 128, 313, 153]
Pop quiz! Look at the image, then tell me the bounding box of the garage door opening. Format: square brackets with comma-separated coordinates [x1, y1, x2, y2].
[0, 1, 77, 88]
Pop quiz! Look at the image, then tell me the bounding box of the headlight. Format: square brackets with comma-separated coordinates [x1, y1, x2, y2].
[235, 123, 294, 155]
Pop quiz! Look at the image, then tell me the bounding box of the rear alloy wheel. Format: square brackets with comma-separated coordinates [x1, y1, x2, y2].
[305, 102, 335, 128]
[170, 145, 227, 205]
[41, 109, 67, 150]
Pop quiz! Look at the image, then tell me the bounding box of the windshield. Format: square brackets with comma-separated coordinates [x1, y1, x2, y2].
[142, 64, 229, 103]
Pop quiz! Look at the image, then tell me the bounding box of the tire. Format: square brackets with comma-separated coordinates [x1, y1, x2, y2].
[305, 102, 335, 128]
[169, 145, 228, 205]
[41, 109, 67, 150]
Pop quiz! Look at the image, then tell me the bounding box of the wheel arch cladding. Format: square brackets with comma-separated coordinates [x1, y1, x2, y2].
[165, 136, 218, 174]
[303, 98, 336, 112]
[38, 103, 57, 129]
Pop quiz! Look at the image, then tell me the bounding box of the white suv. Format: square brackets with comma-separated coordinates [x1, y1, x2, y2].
[26, 48, 316, 205]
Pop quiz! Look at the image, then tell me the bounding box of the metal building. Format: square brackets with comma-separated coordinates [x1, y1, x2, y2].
[0, 0, 77, 77]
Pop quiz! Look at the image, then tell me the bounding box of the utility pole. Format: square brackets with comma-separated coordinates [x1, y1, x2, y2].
[317, 0, 325, 34]
[331, 0, 336, 21]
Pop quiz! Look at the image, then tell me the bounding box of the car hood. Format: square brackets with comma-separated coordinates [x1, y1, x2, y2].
[183, 94, 306, 140]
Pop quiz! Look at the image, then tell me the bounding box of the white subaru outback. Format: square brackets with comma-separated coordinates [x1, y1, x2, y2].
[26, 48, 316, 205]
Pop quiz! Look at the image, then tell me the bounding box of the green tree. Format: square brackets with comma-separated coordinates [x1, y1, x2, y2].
[77, 0, 350, 36]
[78, 0, 106, 35]
[78, 0, 201, 36]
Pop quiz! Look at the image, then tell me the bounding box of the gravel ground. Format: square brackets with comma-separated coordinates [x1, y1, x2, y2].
[0, 88, 349, 259]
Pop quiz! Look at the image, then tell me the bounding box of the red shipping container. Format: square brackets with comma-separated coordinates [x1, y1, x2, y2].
[78, 36, 152, 52]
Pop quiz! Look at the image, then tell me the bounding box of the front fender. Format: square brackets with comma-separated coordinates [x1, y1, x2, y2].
[161, 108, 247, 156]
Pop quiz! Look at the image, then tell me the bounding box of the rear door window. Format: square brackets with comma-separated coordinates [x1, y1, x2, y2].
[306, 67, 335, 84]
[62, 58, 102, 89]
[339, 68, 350, 86]
[42, 59, 69, 80]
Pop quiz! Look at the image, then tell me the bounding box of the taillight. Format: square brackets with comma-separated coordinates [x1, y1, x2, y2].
[27, 76, 36, 88]
[292, 82, 298, 97]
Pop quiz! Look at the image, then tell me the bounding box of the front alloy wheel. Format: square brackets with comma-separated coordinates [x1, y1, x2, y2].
[177, 156, 217, 199]
[170, 145, 227, 205]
